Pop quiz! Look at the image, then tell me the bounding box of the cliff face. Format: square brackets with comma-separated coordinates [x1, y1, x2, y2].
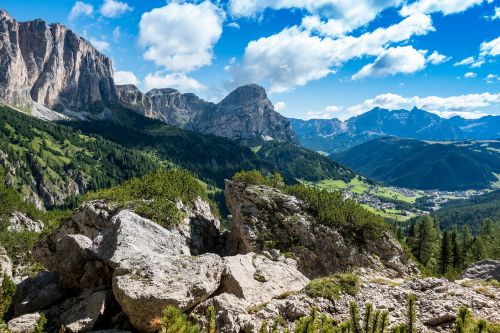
[117, 84, 298, 143]
[0, 10, 117, 112]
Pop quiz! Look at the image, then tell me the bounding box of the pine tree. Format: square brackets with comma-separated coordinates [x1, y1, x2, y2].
[439, 230, 453, 275]
[407, 295, 416, 333]
[349, 302, 362, 333]
[411, 216, 438, 269]
[364, 303, 374, 333]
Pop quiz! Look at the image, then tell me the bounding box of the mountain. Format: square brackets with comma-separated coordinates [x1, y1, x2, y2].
[332, 136, 500, 190]
[117, 84, 297, 143]
[290, 107, 500, 153]
[0, 10, 117, 115]
[0, 106, 160, 209]
[433, 190, 500, 232]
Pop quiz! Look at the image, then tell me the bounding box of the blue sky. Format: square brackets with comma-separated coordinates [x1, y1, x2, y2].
[2, 0, 500, 120]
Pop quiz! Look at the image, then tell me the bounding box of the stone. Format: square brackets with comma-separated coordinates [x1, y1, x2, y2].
[224, 180, 418, 278]
[0, 246, 13, 280]
[10, 272, 67, 317]
[91, 210, 190, 269]
[112, 253, 224, 332]
[459, 260, 500, 281]
[220, 253, 309, 304]
[8, 212, 44, 232]
[7, 313, 42, 333]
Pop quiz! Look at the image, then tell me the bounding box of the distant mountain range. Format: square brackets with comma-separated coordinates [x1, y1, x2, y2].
[333, 137, 500, 191]
[290, 108, 500, 153]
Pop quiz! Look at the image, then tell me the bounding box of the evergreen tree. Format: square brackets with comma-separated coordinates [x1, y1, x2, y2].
[439, 230, 453, 275]
[410, 216, 438, 270]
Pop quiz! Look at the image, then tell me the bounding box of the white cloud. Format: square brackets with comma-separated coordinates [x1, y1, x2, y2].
[113, 27, 121, 40]
[274, 101, 286, 112]
[308, 92, 500, 120]
[227, 22, 240, 29]
[480, 36, 500, 57]
[400, 0, 485, 16]
[493, 7, 500, 19]
[229, 0, 404, 37]
[144, 73, 206, 92]
[139, 1, 225, 73]
[426, 51, 451, 64]
[352, 46, 427, 80]
[89, 39, 110, 52]
[464, 72, 477, 78]
[486, 73, 499, 83]
[235, 13, 434, 92]
[453, 56, 484, 68]
[100, 0, 133, 18]
[114, 71, 140, 85]
[68, 1, 93, 20]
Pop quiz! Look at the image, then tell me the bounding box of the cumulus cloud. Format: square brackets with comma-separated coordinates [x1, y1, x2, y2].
[227, 22, 240, 29]
[486, 73, 499, 83]
[352, 46, 427, 80]
[307, 92, 500, 120]
[100, 0, 133, 18]
[400, 0, 485, 16]
[234, 13, 434, 92]
[274, 101, 286, 112]
[89, 39, 110, 52]
[491, 7, 500, 20]
[144, 73, 206, 92]
[464, 72, 477, 78]
[139, 1, 225, 73]
[69, 1, 93, 21]
[114, 71, 140, 85]
[426, 51, 451, 64]
[480, 36, 500, 57]
[229, 0, 403, 37]
[453, 56, 484, 68]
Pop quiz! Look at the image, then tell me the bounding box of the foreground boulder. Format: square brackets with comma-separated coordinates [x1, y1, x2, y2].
[459, 259, 500, 281]
[224, 180, 418, 278]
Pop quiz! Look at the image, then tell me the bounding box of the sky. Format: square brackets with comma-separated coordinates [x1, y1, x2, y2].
[2, 0, 500, 120]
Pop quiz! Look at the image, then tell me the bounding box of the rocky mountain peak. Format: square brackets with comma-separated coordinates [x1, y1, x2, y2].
[218, 84, 268, 107]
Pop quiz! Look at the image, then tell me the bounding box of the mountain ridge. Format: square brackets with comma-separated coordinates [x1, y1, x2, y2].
[290, 107, 500, 153]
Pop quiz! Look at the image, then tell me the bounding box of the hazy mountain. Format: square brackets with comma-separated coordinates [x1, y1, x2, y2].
[290, 107, 500, 153]
[333, 136, 500, 190]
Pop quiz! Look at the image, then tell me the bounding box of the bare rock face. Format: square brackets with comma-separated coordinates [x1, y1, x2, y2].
[8, 211, 44, 233]
[195, 84, 297, 143]
[116, 84, 297, 143]
[459, 260, 500, 281]
[224, 180, 418, 278]
[0, 246, 13, 281]
[0, 10, 116, 112]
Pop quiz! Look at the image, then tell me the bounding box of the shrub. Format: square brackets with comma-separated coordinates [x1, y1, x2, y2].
[305, 273, 360, 302]
[232, 170, 273, 187]
[86, 169, 213, 227]
[158, 305, 200, 333]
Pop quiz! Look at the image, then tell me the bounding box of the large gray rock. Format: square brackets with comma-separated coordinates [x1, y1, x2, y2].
[7, 312, 42, 333]
[224, 180, 418, 278]
[0, 246, 13, 280]
[112, 253, 224, 332]
[0, 10, 117, 112]
[10, 272, 68, 317]
[221, 253, 309, 304]
[459, 260, 500, 281]
[57, 288, 109, 332]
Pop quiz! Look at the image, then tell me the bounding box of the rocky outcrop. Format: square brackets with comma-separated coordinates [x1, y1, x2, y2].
[224, 180, 418, 278]
[117, 84, 297, 143]
[459, 260, 500, 281]
[8, 211, 44, 232]
[0, 10, 116, 114]
[7, 312, 43, 333]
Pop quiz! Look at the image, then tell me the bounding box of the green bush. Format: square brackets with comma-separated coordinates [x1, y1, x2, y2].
[305, 273, 360, 302]
[159, 305, 200, 333]
[86, 169, 214, 227]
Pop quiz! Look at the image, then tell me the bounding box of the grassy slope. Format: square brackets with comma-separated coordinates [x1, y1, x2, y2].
[333, 137, 500, 191]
